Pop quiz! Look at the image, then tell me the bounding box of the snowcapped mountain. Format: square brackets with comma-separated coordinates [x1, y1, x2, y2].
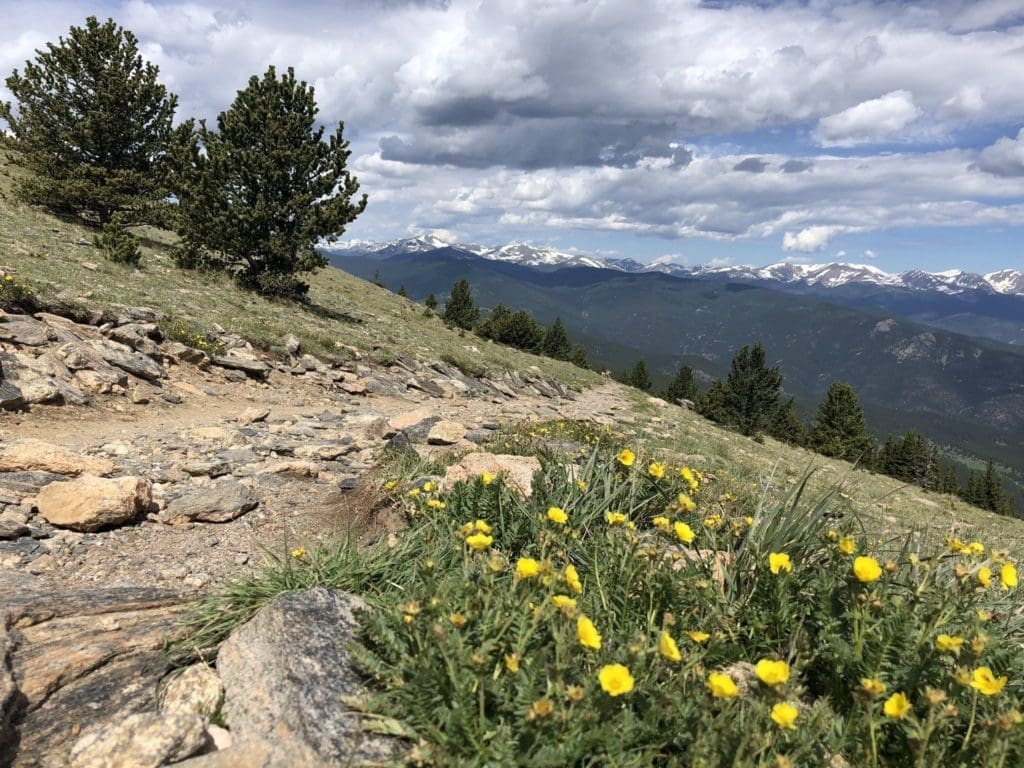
[329, 237, 1022, 297]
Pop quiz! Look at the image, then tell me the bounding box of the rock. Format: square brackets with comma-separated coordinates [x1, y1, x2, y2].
[426, 420, 466, 445]
[163, 478, 258, 524]
[284, 334, 301, 355]
[131, 386, 151, 405]
[206, 725, 232, 752]
[173, 738, 324, 768]
[383, 407, 432, 438]
[0, 315, 53, 346]
[92, 339, 166, 381]
[647, 396, 669, 408]
[68, 710, 209, 768]
[180, 459, 231, 479]
[443, 453, 541, 497]
[216, 587, 403, 764]
[237, 407, 271, 425]
[36, 475, 152, 531]
[0, 517, 30, 539]
[256, 460, 319, 478]
[159, 664, 224, 720]
[0, 470, 66, 497]
[0, 360, 25, 410]
[339, 379, 366, 395]
[0, 440, 116, 476]
[210, 354, 270, 379]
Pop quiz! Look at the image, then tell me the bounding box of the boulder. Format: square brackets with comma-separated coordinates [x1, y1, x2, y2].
[0, 440, 116, 476]
[173, 738, 323, 768]
[443, 452, 541, 497]
[210, 354, 270, 379]
[284, 334, 301, 355]
[68, 710, 209, 768]
[36, 475, 152, 531]
[216, 587, 403, 765]
[0, 315, 52, 346]
[163, 478, 258, 524]
[159, 664, 224, 720]
[383, 407, 433, 437]
[237, 407, 271, 425]
[426, 420, 466, 445]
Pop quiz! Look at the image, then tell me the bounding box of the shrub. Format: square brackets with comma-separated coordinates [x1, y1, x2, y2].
[0, 274, 38, 312]
[160, 317, 225, 356]
[93, 215, 141, 265]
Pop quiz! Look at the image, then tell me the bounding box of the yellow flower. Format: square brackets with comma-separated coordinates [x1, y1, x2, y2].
[598, 664, 635, 696]
[527, 697, 554, 720]
[1001, 563, 1018, 590]
[771, 702, 799, 730]
[838, 537, 857, 555]
[769, 552, 792, 575]
[677, 493, 697, 512]
[853, 556, 882, 583]
[652, 515, 671, 532]
[547, 506, 568, 525]
[422, 481, 436, 493]
[935, 634, 966, 654]
[449, 612, 467, 627]
[566, 685, 584, 702]
[687, 630, 711, 643]
[551, 594, 577, 614]
[970, 667, 1007, 696]
[481, 471, 495, 486]
[861, 677, 887, 696]
[577, 615, 602, 650]
[617, 448, 636, 467]
[515, 557, 541, 580]
[504, 653, 520, 673]
[947, 537, 968, 553]
[707, 672, 739, 698]
[576, 479, 588, 491]
[290, 547, 306, 559]
[978, 566, 993, 588]
[488, 554, 505, 573]
[465, 533, 493, 551]
[407, 487, 420, 497]
[680, 466, 699, 491]
[383, 480, 397, 490]
[658, 631, 682, 662]
[606, 511, 628, 525]
[967, 541, 985, 557]
[564, 564, 583, 594]
[674, 521, 696, 544]
[883, 692, 911, 719]
[427, 498, 446, 509]
[755, 659, 790, 686]
[648, 462, 666, 479]
[703, 514, 723, 529]
[474, 519, 492, 533]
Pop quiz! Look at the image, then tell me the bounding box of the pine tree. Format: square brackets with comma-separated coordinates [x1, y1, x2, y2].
[569, 344, 590, 369]
[769, 398, 806, 446]
[808, 381, 874, 462]
[425, 293, 438, 311]
[478, 304, 512, 341]
[0, 16, 178, 225]
[442, 279, 479, 329]
[660, 363, 698, 405]
[170, 65, 366, 297]
[397, 285, 407, 298]
[503, 310, 545, 352]
[696, 379, 730, 424]
[722, 343, 783, 436]
[542, 317, 573, 360]
[621, 360, 652, 391]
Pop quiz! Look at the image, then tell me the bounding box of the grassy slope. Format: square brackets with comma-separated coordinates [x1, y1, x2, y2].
[2, 170, 1024, 551]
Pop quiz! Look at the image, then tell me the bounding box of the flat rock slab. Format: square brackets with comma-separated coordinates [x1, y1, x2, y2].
[163, 478, 258, 524]
[443, 452, 542, 497]
[35, 475, 152, 532]
[1, 587, 187, 768]
[216, 587, 403, 765]
[210, 356, 269, 379]
[426, 420, 466, 445]
[0, 441, 115, 477]
[68, 710, 208, 768]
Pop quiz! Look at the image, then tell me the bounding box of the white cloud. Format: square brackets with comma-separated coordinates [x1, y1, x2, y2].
[863, 249, 878, 259]
[976, 129, 1024, 177]
[815, 91, 923, 147]
[783, 226, 846, 253]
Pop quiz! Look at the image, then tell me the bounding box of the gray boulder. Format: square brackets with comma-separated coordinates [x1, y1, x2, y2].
[164, 478, 258, 524]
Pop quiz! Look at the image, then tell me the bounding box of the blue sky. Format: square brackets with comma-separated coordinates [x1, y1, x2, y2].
[2, 0, 1024, 274]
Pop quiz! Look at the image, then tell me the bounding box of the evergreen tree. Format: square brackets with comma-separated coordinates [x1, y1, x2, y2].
[424, 293, 438, 311]
[397, 284, 407, 298]
[442, 279, 480, 329]
[170, 65, 366, 297]
[621, 360, 652, 391]
[503, 310, 545, 352]
[542, 317, 573, 360]
[696, 379, 730, 424]
[977, 460, 1016, 516]
[569, 344, 590, 369]
[477, 303, 512, 341]
[722, 343, 783, 436]
[769, 397, 806, 446]
[808, 381, 874, 463]
[660, 363, 698, 405]
[0, 16, 178, 225]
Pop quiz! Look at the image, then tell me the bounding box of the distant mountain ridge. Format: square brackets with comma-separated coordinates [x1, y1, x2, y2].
[330, 235, 1023, 297]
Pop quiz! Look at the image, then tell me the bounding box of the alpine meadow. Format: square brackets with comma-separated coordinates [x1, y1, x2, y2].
[2, 5, 1024, 768]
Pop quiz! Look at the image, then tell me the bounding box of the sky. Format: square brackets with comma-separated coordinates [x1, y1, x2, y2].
[2, 0, 1024, 273]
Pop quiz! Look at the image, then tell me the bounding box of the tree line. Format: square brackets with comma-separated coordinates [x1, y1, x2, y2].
[620, 344, 1017, 517]
[0, 16, 364, 298]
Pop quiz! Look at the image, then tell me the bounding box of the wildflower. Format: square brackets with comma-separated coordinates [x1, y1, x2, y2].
[970, 667, 1007, 696]
[515, 558, 541, 580]
[474, 519, 492, 533]
[617, 448, 636, 467]
[707, 672, 739, 698]
[576, 479, 588, 491]
[935, 634, 966, 654]
[838, 537, 857, 555]
[924, 687, 947, 706]
[853, 556, 883, 583]
[547, 506, 568, 525]
[399, 601, 421, 623]
[680, 466, 699, 491]
[427, 498, 446, 509]
[1001, 563, 1018, 589]
[967, 541, 985, 557]
[648, 462, 666, 480]
[424, 559, 435, 571]
[527, 698, 554, 720]
[577, 616, 602, 650]
[977, 566, 993, 588]
[755, 659, 790, 687]
[504, 653, 520, 673]
[422, 481, 436, 493]
[884, 692, 912, 719]
[658, 631, 682, 662]
[551, 594, 577, 614]
[653, 515, 671, 532]
[674, 521, 696, 544]
[488, 554, 505, 573]
[771, 702, 799, 730]
[449, 612, 467, 627]
[290, 547, 306, 559]
[564, 564, 583, 594]
[384, 480, 397, 490]
[566, 685, 585, 702]
[947, 537, 968, 553]
[769, 552, 792, 575]
[861, 678, 887, 696]
[606, 511, 628, 525]
[677, 493, 697, 513]
[687, 630, 711, 643]
[703, 515, 723, 529]
[977, 608, 992, 622]
[407, 488, 420, 497]
[744, 516, 754, 526]
[480, 471, 495, 486]
[465, 533, 493, 551]
[599, 664, 635, 696]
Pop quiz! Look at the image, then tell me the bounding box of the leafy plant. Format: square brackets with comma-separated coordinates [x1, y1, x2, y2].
[93, 214, 141, 265]
[160, 316, 225, 356]
[0, 273, 38, 312]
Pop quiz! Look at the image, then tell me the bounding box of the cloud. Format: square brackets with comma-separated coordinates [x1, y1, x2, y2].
[976, 129, 1024, 177]
[733, 157, 768, 173]
[782, 226, 845, 253]
[863, 249, 878, 259]
[815, 91, 923, 147]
